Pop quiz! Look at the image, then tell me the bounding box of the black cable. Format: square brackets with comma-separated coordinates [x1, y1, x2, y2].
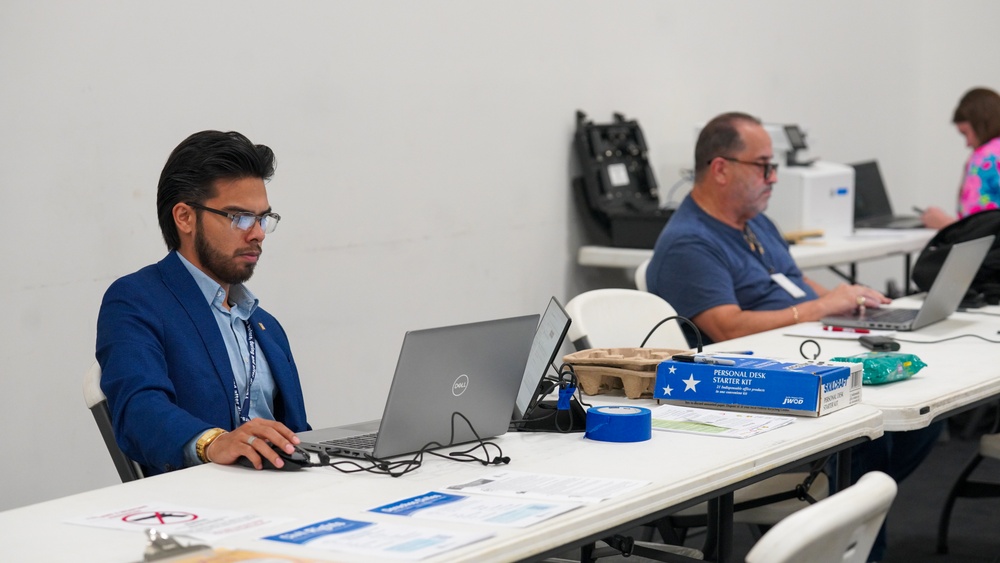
[956, 308, 1000, 317]
[300, 411, 508, 477]
[432, 412, 508, 466]
[298, 442, 423, 478]
[790, 334, 999, 364]
[892, 334, 1000, 345]
[575, 378, 593, 409]
[554, 364, 580, 433]
[511, 375, 561, 425]
[510, 364, 590, 433]
[511, 407, 558, 426]
[799, 339, 821, 360]
[640, 315, 703, 352]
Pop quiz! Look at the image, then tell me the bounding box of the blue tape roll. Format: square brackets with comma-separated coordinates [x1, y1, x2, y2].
[584, 406, 652, 442]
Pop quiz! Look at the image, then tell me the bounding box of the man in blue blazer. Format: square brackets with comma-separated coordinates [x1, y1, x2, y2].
[97, 131, 310, 476]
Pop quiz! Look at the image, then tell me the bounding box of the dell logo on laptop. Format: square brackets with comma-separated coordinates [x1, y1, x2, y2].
[452, 374, 470, 396]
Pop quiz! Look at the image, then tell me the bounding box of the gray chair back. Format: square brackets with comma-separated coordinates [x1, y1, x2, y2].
[83, 362, 144, 482]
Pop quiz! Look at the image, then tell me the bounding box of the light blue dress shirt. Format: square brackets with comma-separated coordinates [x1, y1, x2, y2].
[177, 254, 277, 465]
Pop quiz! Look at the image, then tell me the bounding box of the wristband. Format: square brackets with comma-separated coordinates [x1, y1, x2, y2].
[196, 428, 227, 463]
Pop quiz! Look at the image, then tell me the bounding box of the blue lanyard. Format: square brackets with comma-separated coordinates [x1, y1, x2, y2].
[232, 320, 257, 424]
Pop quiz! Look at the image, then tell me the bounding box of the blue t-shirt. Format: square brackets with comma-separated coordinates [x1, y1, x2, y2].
[647, 195, 817, 345]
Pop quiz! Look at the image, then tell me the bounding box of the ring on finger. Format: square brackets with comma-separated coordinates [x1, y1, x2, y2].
[246, 435, 256, 446]
[856, 295, 866, 306]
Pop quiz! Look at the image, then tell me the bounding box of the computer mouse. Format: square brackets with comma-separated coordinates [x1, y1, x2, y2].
[236, 443, 311, 471]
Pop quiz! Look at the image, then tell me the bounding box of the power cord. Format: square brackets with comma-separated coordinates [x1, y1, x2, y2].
[640, 314, 703, 352]
[956, 308, 1000, 317]
[428, 412, 509, 466]
[793, 332, 999, 362]
[800, 339, 821, 360]
[892, 333, 1000, 345]
[510, 363, 591, 433]
[299, 412, 508, 477]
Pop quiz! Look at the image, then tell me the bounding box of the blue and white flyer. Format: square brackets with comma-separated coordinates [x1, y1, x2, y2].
[264, 517, 492, 560]
[370, 491, 581, 527]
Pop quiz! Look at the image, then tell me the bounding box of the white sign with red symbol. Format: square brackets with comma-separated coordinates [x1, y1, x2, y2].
[67, 502, 290, 541]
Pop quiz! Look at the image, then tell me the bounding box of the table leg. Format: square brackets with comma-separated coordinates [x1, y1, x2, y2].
[904, 253, 913, 295]
[835, 448, 853, 492]
[717, 492, 734, 563]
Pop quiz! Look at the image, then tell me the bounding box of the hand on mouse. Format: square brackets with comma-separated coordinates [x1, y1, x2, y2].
[205, 418, 301, 469]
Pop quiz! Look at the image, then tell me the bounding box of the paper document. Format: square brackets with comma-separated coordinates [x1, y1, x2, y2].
[650, 404, 794, 438]
[265, 517, 491, 560]
[369, 491, 581, 527]
[66, 502, 289, 541]
[446, 470, 649, 503]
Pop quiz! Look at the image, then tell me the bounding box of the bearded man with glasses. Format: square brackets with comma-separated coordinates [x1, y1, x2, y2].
[647, 111, 890, 346]
[97, 130, 310, 476]
[647, 113, 939, 563]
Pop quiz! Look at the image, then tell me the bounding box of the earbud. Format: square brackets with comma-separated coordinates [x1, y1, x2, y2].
[493, 456, 510, 465]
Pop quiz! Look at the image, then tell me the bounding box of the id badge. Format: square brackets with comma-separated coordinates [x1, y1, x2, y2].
[771, 273, 807, 298]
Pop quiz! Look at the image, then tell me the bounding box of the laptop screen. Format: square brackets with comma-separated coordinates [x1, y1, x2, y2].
[513, 297, 571, 419]
[852, 160, 895, 222]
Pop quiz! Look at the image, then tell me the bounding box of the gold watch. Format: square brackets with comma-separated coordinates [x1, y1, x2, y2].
[196, 428, 227, 463]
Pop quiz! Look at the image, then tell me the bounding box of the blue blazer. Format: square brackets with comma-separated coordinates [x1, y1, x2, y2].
[96, 252, 310, 475]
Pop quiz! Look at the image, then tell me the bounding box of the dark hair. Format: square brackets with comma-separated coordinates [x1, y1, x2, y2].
[693, 112, 762, 182]
[952, 88, 1000, 147]
[156, 130, 276, 250]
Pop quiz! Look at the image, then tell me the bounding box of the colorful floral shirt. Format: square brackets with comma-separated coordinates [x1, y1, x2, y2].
[959, 136, 1000, 218]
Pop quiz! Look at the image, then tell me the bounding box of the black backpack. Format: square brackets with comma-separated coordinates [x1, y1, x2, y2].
[911, 209, 1000, 304]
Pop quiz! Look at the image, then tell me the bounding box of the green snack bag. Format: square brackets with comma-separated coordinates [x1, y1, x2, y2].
[830, 352, 927, 385]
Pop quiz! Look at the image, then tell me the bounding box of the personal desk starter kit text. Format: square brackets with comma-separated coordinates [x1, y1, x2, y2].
[654, 355, 862, 417]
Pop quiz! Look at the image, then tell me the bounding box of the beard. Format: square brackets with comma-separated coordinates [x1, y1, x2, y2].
[194, 226, 259, 285]
[740, 181, 773, 217]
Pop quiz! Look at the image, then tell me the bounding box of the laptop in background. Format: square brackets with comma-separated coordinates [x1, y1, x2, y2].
[512, 297, 572, 421]
[852, 160, 925, 229]
[299, 314, 538, 458]
[821, 235, 994, 330]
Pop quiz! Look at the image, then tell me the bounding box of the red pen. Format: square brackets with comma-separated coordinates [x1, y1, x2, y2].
[823, 326, 870, 334]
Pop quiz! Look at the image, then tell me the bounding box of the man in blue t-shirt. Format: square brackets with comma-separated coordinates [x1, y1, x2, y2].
[647, 111, 890, 345]
[647, 112, 937, 562]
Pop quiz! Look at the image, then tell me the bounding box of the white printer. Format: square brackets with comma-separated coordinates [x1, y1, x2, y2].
[762, 125, 854, 239]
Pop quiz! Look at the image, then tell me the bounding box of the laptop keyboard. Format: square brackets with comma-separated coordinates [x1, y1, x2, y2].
[321, 432, 377, 450]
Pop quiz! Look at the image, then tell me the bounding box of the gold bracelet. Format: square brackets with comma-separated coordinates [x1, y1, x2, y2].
[791, 305, 800, 324]
[196, 428, 227, 463]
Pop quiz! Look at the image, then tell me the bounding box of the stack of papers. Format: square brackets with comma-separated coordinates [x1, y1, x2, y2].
[69, 471, 652, 561]
[650, 404, 794, 438]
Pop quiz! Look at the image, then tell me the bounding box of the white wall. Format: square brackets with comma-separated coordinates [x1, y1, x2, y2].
[2, 0, 997, 510]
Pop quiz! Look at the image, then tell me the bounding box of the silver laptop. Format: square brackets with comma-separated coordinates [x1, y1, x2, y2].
[821, 235, 994, 331]
[512, 297, 571, 421]
[298, 315, 538, 458]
